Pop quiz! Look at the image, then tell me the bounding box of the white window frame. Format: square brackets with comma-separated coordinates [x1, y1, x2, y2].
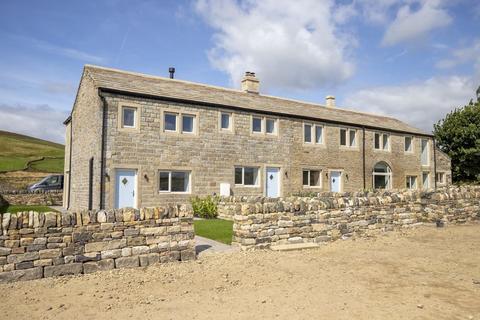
[374, 132, 390, 151]
[164, 112, 178, 132]
[421, 139, 429, 166]
[234, 166, 260, 187]
[303, 123, 324, 145]
[372, 162, 392, 190]
[219, 112, 233, 132]
[404, 136, 414, 153]
[121, 107, 137, 128]
[340, 128, 357, 148]
[406, 175, 417, 190]
[181, 114, 196, 134]
[158, 170, 191, 193]
[251, 115, 279, 136]
[302, 169, 322, 187]
[422, 172, 430, 189]
[436, 172, 445, 184]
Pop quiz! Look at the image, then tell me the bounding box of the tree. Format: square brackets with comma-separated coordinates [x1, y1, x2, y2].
[434, 88, 480, 183]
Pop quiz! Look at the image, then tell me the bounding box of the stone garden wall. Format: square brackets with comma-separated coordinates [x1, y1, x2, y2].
[0, 205, 195, 283]
[0, 190, 63, 206]
[228, 186, 480, 250]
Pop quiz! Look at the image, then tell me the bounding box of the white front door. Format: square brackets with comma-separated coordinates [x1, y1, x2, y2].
[330, 171, 342, 192]
[266, 167, 280, 198]
[115, 169, 137, 209]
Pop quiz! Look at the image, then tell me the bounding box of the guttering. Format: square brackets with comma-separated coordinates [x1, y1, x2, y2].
[98, 87, 434, 138]
[99, 91, 107, 209]
[66, 117, 73, 210]
[63, 115, 72, 125]
[362, 126, 366, 189]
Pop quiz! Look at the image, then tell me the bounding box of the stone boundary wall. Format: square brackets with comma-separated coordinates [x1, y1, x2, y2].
[0, 190, 63, 206]
[229, 186, 480, 250]
[0, 205, 195, 283]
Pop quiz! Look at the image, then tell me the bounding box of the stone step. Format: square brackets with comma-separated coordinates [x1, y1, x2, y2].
[270, 242, 320, 252]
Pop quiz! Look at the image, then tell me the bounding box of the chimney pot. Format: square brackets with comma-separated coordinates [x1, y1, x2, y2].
[241, 71, 260, 94]
[169, 67, 175, 79]
[326, 95, 335, 108]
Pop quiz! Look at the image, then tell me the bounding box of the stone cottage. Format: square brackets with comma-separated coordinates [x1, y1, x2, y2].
[63, 65, 451, 210]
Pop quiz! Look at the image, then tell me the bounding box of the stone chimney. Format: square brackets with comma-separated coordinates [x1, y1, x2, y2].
[326, 95, 335, 108]
[241, 72, 259, 94]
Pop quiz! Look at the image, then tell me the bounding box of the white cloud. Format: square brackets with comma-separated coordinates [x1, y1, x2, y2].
[356, 0, 402, 24]
[0, 103, 68, 143]
[194, 0, 355, 91]
[436, 39, 480, 71]
[382, 0, 452, 46]
[344, 75, 477, 133]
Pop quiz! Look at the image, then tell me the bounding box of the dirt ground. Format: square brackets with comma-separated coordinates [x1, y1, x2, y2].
[1, 225, 479, 320]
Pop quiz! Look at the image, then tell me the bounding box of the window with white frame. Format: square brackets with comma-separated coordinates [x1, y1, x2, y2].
[404, 136, 413, 152]
[304, 123, 324, 144]
[252, 117, 263, 133]
[373, 162, 392, 189]
[340, 128, 356, 147]
[234, 167, 259, 186]
[374, 133, 390, 151]
[436, 172, 445, 184]
[164, 112, 177, 132]
[181, 114, 195, 134]
[406, 176, 417, 189]
[421, 139, 429, 166]
[422, 172, 430, 189]
[302, 169, 321, 187]
[159, 171, 190, 193]
[266, 118, 277, 134]
[220, 112, 232, 130]
[121, 107, 137, 128]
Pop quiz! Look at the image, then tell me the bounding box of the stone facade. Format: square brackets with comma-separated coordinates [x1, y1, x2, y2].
[0, 205, 195, 283]
[0, 190, 63, 206]
[65, 66, 451, 210]
[227, 186, 480, 250]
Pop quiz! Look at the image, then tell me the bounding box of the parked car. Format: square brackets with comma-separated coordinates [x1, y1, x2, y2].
[28, 174, 64, 192]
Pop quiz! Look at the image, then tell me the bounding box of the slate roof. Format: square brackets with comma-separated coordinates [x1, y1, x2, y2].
[83, 65, 430, 136]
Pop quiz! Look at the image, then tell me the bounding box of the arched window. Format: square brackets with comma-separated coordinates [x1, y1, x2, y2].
[373, 162, 392, 189]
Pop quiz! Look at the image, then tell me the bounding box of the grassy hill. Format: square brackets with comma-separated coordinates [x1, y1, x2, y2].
[0, 130, 64, 173]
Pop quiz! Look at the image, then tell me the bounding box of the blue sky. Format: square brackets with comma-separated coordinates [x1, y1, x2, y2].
[0, 0, 479, 143]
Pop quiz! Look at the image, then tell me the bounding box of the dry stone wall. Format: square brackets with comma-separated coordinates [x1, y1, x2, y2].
[0, 205, 195, 283]
[0, 190, 63, 206]
[228, 186, 480, 250]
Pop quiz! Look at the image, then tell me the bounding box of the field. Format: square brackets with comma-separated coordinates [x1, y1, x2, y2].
[1, 224, 478, 320]
[0, 130, 64, 172]
[0, 131, 64, 190]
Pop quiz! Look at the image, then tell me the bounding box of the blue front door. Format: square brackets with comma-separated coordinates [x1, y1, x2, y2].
[266, 167, 280, 198]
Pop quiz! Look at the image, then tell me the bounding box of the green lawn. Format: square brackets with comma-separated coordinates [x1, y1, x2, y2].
[0, 205, 58, 214]
[193, 219, 233, 245]
[0, 130, 64, 172]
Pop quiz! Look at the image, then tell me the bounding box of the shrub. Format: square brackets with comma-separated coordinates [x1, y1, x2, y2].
[190, 195, 219, 219]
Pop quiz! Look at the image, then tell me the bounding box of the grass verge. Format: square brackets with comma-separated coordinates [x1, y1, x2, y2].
[0, 205, 58, 214]
[193, 219, 233, 245]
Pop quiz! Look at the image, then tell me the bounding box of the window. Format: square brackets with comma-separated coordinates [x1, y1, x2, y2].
[373, 162, 392, 189]
[315, 126, 323, 144]
[122, 107, 136, 128]
[404, 136, 413, 152]
[220, 113, 231, 130]
[159, 171, 190, 193]
[266, 118, 276, 134]
[406, 176, 417, 189]
[304, 124, 312, 143]
[303, 170, 321, 187]
[340, 128, 356, 147]
[374, 133, 390, 151]
[422, 172, 430, 189]
[182, 114, 195, 133]
[304, 123, 324, 144]
[436, 172, 445, 184]
[252, 117, 262, 133]
[234, 167, 259, 186]
[164, 113, 177, 131]
[421, 139, 429, 165]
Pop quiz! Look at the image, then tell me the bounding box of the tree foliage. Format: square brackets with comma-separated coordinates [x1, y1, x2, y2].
[434, 91, 480, 183]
